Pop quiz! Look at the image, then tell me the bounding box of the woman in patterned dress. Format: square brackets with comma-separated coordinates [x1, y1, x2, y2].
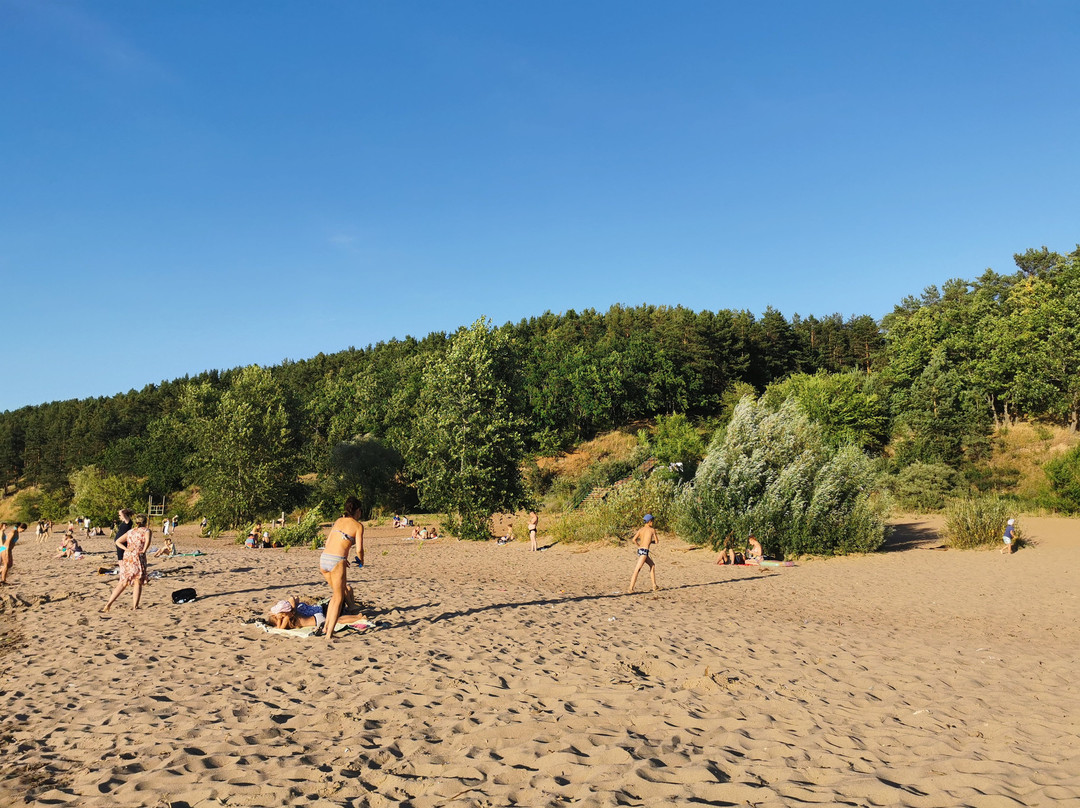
[101, 513, 151, 612]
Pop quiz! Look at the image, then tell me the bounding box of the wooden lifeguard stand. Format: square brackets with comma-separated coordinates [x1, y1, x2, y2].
[148, 496, 166, 518]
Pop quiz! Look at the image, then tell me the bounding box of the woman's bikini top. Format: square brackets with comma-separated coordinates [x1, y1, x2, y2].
[335, 528, 357, 547]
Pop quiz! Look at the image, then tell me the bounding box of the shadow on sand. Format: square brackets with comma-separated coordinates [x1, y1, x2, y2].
[882, 521, 946, 552]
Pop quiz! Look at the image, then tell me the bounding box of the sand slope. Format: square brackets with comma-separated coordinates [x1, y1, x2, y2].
[1, 516, 1077, 807]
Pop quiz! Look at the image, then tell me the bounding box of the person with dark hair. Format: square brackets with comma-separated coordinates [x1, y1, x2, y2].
[114, 509, 134, 563]
[101, 513, 151, 612]
[318, 497, 364, 642]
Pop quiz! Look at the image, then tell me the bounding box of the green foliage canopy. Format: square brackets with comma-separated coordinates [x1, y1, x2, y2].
[408, 319, 526, 540]
[180, 366, 297, 529]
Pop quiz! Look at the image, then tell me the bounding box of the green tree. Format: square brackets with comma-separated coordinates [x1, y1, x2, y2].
[763, 371, 891, 453]
[409, 318, 526, 540]
[319, 434, 406, 516]
[70, 465, 145, 526]
[181, 365, 297, 529]
[639, 414, 706, 479]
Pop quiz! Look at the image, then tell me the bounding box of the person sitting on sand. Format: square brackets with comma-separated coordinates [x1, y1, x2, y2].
[627, 514, 659, 594]
[266, 596, 364, 631]
[716, 531, 739, 565]
[410, 526, 422, 541]
[102, 513, 151, 612]
[57, 531, 84, 559]
[428, 526, 439, 540]
[153, 535, 175, 558]
[746, 531, 763, 562]
[497, 526, 514, 546]
[319, 497, 365, 643]
[1001, 518, 1016, 554]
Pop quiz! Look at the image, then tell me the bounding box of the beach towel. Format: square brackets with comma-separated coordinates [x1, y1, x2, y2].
[256, 620, 375, 637]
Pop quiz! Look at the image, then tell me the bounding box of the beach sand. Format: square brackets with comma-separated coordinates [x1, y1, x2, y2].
[1, 516, 1077, 807]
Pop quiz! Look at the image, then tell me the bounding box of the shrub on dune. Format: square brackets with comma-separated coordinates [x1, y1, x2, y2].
[677, 397, 888, 558]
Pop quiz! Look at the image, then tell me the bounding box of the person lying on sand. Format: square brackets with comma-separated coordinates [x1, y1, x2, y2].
[627, 514, 659, 593]
[267, 596, 365, 632]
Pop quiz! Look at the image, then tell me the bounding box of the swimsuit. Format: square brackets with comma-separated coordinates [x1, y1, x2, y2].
[320, 551, 348, 572]
[637, 547, 650, 557]
[295, 602, 327, 627]
[335, 529, 357, 546]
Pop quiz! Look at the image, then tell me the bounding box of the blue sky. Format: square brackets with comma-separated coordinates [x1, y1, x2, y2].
[3, 1, 1078, 413]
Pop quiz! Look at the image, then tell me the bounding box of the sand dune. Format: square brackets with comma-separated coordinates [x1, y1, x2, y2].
[1, 516, 1077, 806]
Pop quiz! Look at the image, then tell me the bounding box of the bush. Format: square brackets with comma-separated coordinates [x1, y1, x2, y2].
[1044, 445, 1080, 513]
[677, 397, 888, 558]
[12, 488, 71, 522]
[271, 504, 327, 549]
[890, 462, 959, 511]
[549, 456, 642, 512]
[944, 497, 1016, 549]
[550, 476, 681, 544]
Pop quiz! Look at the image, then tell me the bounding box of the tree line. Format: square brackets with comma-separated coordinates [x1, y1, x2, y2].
[2, 244, 1077, 533]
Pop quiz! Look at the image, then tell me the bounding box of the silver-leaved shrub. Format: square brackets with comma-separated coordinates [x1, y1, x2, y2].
[676, 397, 888, 557]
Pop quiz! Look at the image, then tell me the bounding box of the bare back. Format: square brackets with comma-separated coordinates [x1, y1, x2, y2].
[633, 524, 658, 550]
[324, 515, 363, 557]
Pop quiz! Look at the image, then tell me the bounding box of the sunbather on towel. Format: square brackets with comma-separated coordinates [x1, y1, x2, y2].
[266, 596, 365, 632]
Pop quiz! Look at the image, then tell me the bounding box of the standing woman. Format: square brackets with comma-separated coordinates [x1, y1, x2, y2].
[319, 496, 364, 643]
[114, 509, 133, 563]
[0, 523, 26, 585]
[102, 513, 151, 611]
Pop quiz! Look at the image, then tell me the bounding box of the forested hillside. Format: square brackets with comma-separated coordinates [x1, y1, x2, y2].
[2, 245, 1078, 531]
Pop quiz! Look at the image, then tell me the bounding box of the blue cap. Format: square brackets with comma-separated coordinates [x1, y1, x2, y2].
[643, 514, 653, 523]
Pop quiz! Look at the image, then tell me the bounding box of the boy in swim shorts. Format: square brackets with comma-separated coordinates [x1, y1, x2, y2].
[627, 514, 659, 593]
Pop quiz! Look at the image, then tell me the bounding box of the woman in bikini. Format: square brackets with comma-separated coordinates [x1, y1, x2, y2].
[0, 523, 26, 585]
[319, 496, 364, 643]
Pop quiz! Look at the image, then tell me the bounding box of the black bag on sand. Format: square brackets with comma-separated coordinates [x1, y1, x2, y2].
[172, 588, 197, 604]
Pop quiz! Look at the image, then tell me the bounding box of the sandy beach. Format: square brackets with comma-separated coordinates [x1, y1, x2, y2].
[1, 516, 1077, 807]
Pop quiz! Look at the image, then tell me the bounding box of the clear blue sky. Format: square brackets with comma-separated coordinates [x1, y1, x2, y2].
[3, 1, 1078, 413]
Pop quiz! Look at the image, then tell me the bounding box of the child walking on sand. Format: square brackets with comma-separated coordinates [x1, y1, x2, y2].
[1001, 518, 1016, 554]
[627, 514, 659, 593]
